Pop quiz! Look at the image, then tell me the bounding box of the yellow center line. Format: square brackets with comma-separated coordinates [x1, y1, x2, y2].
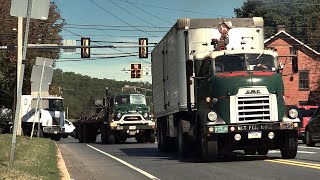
[265, 159, 320, 170]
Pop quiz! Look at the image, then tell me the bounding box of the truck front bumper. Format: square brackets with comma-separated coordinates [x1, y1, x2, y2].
[206, 121, 299, 134]
[43, 126, 65, 134]
[109, 120, 156, 131]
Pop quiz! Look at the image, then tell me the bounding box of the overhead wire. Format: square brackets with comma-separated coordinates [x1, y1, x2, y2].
[121, 0, 172, 25]
[56, 0, 151, 64]
[89, 0, 157, 37]
[107, 0, 167, 30]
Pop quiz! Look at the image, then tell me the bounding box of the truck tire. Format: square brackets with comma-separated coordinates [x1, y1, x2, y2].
[200, 128, 218, 161]
[157, 119, 170, 152]
[177, 120, 189, 157]
[281, 131, 298, 159]
[244, 149, 257, 155]
[136, 134, 146, 143]
[0, 128, 2, 134]
[149, 131, 156, 143]
[100, 125, 108, 144]
[257, 148, 268, 155]
[53, 136, 61, 141]
[78, 125, 84, 143]
[305, 129, 315, 147]
[84, 125, 90, 143]
[108, 134, 116, 144]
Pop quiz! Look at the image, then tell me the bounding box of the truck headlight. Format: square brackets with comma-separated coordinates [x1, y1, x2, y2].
[117, 112, 122, 119]
[288, 109, 298, 119]
[208, 111, 217, 121]
[143, 112, 148, 118]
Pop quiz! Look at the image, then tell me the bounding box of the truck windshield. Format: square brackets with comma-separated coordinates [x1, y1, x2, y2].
[48, 99, 64, 111]
[214, 53, 276, 73]
[114, 94, 146, 105]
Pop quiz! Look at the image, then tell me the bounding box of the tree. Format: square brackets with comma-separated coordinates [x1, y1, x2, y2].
[51, 69, 152, 119]
[235, 0, 320, 104]
[234, 0, 320, 51]
[0, 0, 65, 109]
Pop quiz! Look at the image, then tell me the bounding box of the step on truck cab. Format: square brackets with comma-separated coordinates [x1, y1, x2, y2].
[152, 17, 300, 160]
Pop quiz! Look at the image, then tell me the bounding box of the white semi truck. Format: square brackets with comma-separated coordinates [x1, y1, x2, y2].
[20, 95, 65, 141]
[152, 17, 300, 160]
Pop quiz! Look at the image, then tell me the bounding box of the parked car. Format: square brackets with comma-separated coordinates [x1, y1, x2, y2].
[305, 106, 320, 146]
[62, 119, 76, 138]
[297, 105, 318, 143]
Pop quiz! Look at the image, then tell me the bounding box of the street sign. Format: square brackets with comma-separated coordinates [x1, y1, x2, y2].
[63, 40, 76, 55]
[10, 0, 50, 20]
[35, 57, 53, 67]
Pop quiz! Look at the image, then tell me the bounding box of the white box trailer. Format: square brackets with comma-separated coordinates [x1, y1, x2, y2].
[152, 17, 264, 119]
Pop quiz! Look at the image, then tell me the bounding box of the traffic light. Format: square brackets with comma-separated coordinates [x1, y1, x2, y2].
[139, 38, 148, 58]
[81, 37, 90, 58]
[131, 63, 142, 78]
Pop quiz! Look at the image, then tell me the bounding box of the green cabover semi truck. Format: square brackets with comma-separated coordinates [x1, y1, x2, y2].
[152, 17, 300, 160]
[74, 87, 156, 144]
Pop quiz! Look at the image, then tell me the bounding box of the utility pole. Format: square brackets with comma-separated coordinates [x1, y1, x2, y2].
[10, 0, 33, 166]
[16, 17, 23, 136]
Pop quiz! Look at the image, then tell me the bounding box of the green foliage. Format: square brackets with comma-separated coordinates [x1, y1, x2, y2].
[52, 69, 152, 119]
[234, 0, 320, 51]
[0, 1, 65, 109]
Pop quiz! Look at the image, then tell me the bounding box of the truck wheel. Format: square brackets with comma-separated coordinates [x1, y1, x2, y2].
[0, 128, 2, 134]
[244, 149, 257, 155]
[281, 131, 298, 159]
[136, 134, 146, 143]
[84, 125, 91, 143]
[54, 136, 61, 141]
[305, 129, 315, 147]
[100, 125, 107, 144]
[78, 125, 84, 143]
[149, 131, 156, 143]
[157, 119, 170, 152]
[200, 129, 218, 161]
[257, 148, 269, 155]
[177, 120, 189, 157]
[108, 134, 115, 144]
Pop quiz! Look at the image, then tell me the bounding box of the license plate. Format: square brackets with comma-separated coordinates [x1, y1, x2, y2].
[54, 131, 58, 134]
[214, 126, 228, 133]
[129, 131, 136, 135]
[129, 126, 136, 130]
[248, 131, 262, 139]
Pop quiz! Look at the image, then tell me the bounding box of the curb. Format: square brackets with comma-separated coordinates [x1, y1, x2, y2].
[56, 144, 71, 180]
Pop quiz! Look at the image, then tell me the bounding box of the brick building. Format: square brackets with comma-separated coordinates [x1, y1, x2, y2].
[264, 28, 320, 106]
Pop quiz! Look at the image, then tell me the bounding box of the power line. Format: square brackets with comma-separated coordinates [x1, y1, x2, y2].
[64, 23, 171, 29]
[117, 0, 227, 16]
[57, 0, 149, 63]
[107, 0, 166, 30]
[60, 34, 163, 38]
[122, 0, 172, 25]
[89, 0, 157, 37]
[64, 26, 167, 32]
[257, 0, 320, 6]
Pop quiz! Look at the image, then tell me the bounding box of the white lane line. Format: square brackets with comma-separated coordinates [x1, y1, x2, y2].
[299, 146, 320, 150]
[87, 144, 160, 180]
[269, 150, 317, 154]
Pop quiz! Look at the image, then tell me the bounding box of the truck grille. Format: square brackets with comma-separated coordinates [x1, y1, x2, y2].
[123, 116, 142, 121]
[237, 95, 271, 122]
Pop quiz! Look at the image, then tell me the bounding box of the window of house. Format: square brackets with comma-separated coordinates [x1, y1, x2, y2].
[299, 71, 309, 90]
[289, 47, 297, 65]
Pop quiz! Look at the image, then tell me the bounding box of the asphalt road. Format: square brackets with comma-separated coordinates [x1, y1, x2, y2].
[58, 137, 320, 180]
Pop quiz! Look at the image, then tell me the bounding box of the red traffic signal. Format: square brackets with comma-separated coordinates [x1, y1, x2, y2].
[130, 63, 142, 78]
[81, 37, 90, 58]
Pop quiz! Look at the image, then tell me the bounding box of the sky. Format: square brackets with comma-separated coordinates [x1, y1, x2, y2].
[53, 0, 246, 82]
